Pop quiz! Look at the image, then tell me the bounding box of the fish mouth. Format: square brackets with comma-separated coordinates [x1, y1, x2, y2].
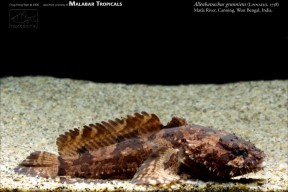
[256, 160, 266, 168]
[245, 159, 266, 174]
[230, 159, 266, 177]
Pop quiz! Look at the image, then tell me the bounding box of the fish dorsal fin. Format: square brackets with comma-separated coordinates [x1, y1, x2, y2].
[163, 116, 188, 128]
[56, 112, 162, 157]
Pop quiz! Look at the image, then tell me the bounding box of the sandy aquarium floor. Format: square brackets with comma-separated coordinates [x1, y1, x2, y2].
[0, 76, 287, 192]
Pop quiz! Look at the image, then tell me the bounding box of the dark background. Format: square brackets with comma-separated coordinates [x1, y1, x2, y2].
[3, 0, 287, 85]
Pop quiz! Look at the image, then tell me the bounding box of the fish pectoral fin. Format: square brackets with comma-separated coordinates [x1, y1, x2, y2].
[131, 147, 180, 185]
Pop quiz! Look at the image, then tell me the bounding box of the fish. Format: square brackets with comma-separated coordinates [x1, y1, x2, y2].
[15, 112, 265, 185]
[11, 11, 37, 24]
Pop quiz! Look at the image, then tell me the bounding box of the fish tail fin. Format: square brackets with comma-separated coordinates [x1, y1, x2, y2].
[15, 151, 60, 178]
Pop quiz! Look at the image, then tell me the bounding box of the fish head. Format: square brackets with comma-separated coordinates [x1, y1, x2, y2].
[180, 125, 265, 179]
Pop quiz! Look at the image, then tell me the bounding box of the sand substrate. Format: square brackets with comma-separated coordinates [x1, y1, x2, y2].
[0, 76, 287, 191]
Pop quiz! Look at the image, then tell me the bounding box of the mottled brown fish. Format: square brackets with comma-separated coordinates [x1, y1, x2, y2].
[15, 112, 265, 185]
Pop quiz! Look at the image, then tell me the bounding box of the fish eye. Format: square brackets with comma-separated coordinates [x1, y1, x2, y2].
[233, 148, 247, 156]
[181, 138, 187, 143]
